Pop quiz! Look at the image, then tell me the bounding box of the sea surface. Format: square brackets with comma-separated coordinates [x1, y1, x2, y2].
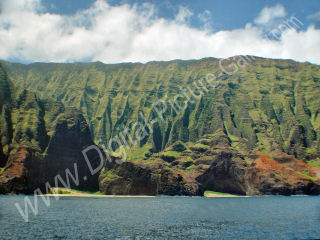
[0, 195, 319, 239]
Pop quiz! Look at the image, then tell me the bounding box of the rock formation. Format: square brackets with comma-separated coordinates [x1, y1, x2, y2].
[0, 65, 100, 194]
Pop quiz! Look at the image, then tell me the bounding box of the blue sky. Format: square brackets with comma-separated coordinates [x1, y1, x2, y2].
[0, 0, 320, 64]
[42, 0, 320, 31]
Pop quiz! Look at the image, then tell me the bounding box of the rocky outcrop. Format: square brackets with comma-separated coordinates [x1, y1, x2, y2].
[246, 152, 320, 195]
[0, 147, 32, 194]
[98, 130, 320, 196]
[0, 110, 101, 194]
[196, 149, 247, 195]
[99, 159, 200, 196]
[36, 110, 100, 191]
[99, 161, 158, 195]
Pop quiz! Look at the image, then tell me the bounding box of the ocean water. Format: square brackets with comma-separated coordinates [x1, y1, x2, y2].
[0, 195, 319, 239]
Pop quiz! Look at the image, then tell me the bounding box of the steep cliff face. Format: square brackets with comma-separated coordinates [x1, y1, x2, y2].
[37, 109, 100, 191]
[2, 58, 320, 163]
[0, 65, 100, 194]
[1, 57, 320, 196]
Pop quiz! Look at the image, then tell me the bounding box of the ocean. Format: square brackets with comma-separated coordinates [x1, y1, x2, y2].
[0, 195, 319, 239]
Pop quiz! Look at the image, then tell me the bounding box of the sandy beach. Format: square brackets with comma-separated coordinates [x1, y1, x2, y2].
[39, 194, 155, 198]
[38, 188, 249, 198]
[38, 193, 247, 198]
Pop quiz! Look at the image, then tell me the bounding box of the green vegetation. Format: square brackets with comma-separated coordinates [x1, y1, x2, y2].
[307, 159, 320, 168]
[0, 168, 4, 175]
[170, 141, 187, 152]
[190, 143, 210, 152]
[1, 57, 320, 194]
[99, 168, 122, 185]
[77, 190, 103, 195]
[126, 144, 153, 162]
[162, 151, 181, 158]
[51, 188, 72, 194]
[1, 58, 320, 163]
[297, 171, 318, 181]
[274, 173, 284, 179]
[199, 138, 213, 146]
[50, 188, 103, 195]
[160, 151, 181, 162]
[204, 190, 230, 195]
[180, 157, 194, 163]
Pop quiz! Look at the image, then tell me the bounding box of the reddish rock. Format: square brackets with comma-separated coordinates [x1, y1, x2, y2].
[246, 152, 320, 195]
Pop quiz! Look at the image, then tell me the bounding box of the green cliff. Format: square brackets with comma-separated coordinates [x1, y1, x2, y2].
[0, 64, 100, 194]
[1, 56, 320, 195]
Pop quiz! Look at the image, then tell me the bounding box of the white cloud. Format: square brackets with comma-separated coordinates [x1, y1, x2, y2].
[198, 10, 212, 31]
[0, 0, 319, 64]
[175, 6, 193, 24]
[254, 4, 286, 25]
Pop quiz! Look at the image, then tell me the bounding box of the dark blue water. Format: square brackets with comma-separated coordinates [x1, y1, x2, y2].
[0, 196, 319, 239]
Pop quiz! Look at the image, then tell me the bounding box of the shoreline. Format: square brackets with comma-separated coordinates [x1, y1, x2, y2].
[38, 193, 247, 198]
[38, 194, 155, 198]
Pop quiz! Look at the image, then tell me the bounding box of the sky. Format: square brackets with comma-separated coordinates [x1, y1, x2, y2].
[0, 0, 319, 64]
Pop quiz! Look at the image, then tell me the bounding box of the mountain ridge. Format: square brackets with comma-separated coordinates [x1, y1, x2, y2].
[1, 56, 319, 160]
[0, 56, 320, 195]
